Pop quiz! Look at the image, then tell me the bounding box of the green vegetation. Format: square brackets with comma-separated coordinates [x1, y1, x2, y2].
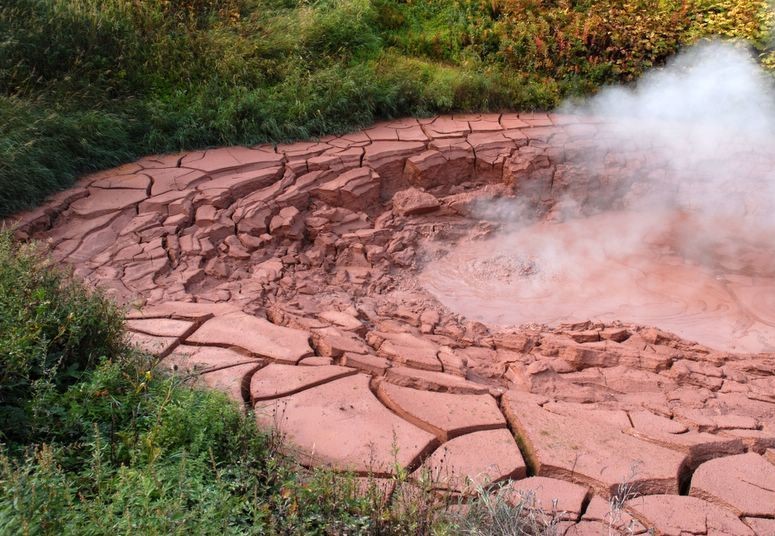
[0, 233, 124, 443]
[1, 0, 774, 217]
[2, 232, 583, 534]
[0, 231, 456, 534]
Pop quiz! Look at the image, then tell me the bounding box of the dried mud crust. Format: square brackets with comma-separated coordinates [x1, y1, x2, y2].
[9, 113, 775, 535]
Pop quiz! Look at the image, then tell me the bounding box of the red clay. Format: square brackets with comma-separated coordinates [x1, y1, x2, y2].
[9, 112, 775, 534]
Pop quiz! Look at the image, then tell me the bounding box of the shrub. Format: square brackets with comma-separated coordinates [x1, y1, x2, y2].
[688, 0, 775, 48]
[471, 0, 775, 86]
[0, 0, 773, 216]
[0, 231, 125, 443]
[1, 359, 271, 534]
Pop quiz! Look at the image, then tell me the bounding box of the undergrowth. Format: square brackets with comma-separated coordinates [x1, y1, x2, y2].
[0, 231, 452, 534]
[0, 232, 124, 444]
[1, 231, 587, 534]
[0, 0, 773, 216]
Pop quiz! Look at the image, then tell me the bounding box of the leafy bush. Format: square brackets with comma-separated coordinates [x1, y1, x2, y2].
[1, 358, 322, 534]
[491, 0, 693, 82]
[688, 0, 775, 46]
[0, 231, 125, 443]
[478, 0, 775, 87]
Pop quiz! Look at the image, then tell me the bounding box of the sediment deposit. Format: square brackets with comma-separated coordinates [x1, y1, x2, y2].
[10, 113, 775, 535]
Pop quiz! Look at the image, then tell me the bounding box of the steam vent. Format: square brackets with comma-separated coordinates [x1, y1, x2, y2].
[11, 113, 775, 534]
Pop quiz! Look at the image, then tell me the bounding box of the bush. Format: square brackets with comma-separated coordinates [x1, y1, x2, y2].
[3, 364, 256, 534]
[476, 0, 775, 87]
[0, 231, 125, 443]
[0, 0, 772, 216]
[0, 353, 280, 535]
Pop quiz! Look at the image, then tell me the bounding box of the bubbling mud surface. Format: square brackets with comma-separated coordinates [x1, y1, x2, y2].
[421, 209, 775, 353]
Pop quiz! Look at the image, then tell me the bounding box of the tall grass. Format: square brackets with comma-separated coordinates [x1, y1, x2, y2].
[1, 0, 772, 217]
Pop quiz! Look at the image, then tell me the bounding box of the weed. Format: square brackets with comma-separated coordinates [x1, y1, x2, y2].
[451, 482, 564, 536]
[0, 231, 125, 444]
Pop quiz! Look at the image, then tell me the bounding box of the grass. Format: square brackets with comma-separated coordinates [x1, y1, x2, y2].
[1, 0, 773, 217]
[0, 230, 448, 534]
[452, 485, 565, 536]
[2, 231, 606, 535]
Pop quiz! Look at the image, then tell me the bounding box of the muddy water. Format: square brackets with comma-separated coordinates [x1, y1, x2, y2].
[420, 210, 775, 353]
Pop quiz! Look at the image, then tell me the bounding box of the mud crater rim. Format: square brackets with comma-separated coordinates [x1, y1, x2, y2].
[7, 113, 775, 534]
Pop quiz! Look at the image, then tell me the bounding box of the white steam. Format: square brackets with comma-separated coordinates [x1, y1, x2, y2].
[572, 41, 775, 126]
[563, 41, 775, 230]
[422, 41, 775, 352]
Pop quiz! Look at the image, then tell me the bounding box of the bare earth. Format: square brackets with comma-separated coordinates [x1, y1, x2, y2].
[9, 113, 775, 535]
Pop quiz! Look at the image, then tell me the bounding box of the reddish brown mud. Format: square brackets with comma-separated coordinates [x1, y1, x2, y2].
[8, 113, 775, 534]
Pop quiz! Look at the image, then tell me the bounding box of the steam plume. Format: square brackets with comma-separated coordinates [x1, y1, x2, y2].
[422, 41, 775, 352]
